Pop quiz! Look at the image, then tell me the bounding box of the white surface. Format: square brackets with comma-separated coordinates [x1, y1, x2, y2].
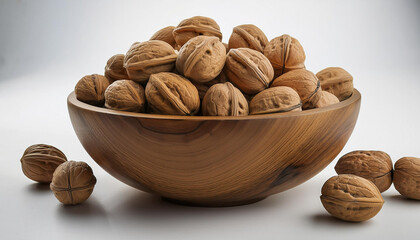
[1, 0, 420, 239]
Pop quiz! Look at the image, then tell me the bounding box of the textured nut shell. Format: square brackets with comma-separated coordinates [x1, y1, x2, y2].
[173, 16, 222, 47]
[104, 80, 146, 112]
[50, 161, 96, 205]
[124, 40, 177, 83]
[321, 174, 384, 222]
[250, 86, 302, 115]
[75, 74, 110, 106]
[225, 48, 274, 94]
[228, 24, 269, 53]
[335, 151, 393, 192]
[176, 36, 226, 83]
[264, 34, 306, 78]
[20, 144, 67, 183]
[394, 157, 420, 200]
[150, 26, 178, 49]
[104, 54, 129, 82]
[316, 67, 354, 101]
[193, 70, 228, 100]
[202, 82, 249, 116]
[145, 72, 200, 115]
[313, 91, 340, 108]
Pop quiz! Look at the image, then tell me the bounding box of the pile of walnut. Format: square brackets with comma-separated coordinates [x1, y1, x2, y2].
[74, 16, 354, 116]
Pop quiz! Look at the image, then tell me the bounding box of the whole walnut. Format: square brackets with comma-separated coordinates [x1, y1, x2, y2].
[124, 40, 177, 84]
[321, 174, 384, 222]
[228, 24, 269, 53]
[250, 86, 302, 115]
[173, 16, 222, 47]
[176, 36, 226, 83]
[225, 48, 274, 94]
[271, 69, 321, 108]
[312, 90, 339, 108]
[50, 161, 96, 205]
[264, 34, 306, 78]
[150, 26, 179, 50]
[316, 67, 354, 101]
[193, 70, 228, 100]
[202, 82, 249, 116]
[104, 54, 129, 82]
[145, 72, 200, 115]
[75, 74, 110, 106]
[104, 80, 146, 112]
[20, 144, 67, 183]
[394, 157, 420, 200]
[335, 150, 393, 193]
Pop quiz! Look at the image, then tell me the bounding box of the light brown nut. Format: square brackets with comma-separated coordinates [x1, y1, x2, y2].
[124, 40, 177, 84]
[173, 16, 222, 47]
[104, 54, 129, 82]
[223, 42, 229, 53]
[20, 144, 67, 183]
[202, 82, 249, 116]
[225, 48, 274, 94]
[104, 80, 146, 112]
[75, 74, 110, 106]
[145, 72, 200, 115]
[335, 151, 393, 193]
[316, 67, 354, 101]
[270, 69, 321, 108]
[192, 70, 228, 100]
[50, 161, 96, 205]
[264, 34, 306, 78]
[394, 157, 420, 200]
[250, 86, 302, 115]
[150, 26, 178, 49]
[321, 174, 384, 222]
[176, 36, 226, 83]
[228, 24, 269, 53]
[313, 91, 339, 108]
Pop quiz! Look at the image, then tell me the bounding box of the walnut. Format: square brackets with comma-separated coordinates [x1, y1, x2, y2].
[192, 70, 227, 100]
[202, 82, 249, 116]
[225, 48, 274, 94]
[150, 26, 180, 50]
[50, 161, 96, 205]
[228, 24, 269, 53]
[145, 72, 200, 115]
[335, 151, 393, 193]
[104, 80, 146, 112]
[264, 34, 306, 78]
[312, 90, 339, 108]
[321, 174, 384, 222]
[223, 42, 229, 53]
[104, 54, 129, 82]
[75, 74, 110, 106]
[250, 86, 302, 115]
[20, 144, 67, 183]
[124, 40, 177, 84]
[316, 67, 354, 101]
[173, 16, 222, 47]
[176, 36, 226, 83]
[393, 157, 420, 200]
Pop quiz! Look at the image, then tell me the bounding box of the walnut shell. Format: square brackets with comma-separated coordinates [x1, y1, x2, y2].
[145, 72, 200, 115]
[250, 86, 302, 115]
[193, 70, 228, 100]
[202, 82, 249, 116]
[264, 34, 306, 78]
[104, 80, 146, 112]
[104, 54, 129, 82]
[225, 48, 274, 94]
[124, 40, 177, 84]
[313, 90, 339, 108]
[20, 144, 67, 183]
[271, 69, 321, 108]
[321, 174, 384, 222]
[228, 24, 269, 53]
[316, 67, 354, 101]
[176, 36, 226, 83]
[150, 26, 179, 49]
[394, 157, 420, 200]
[335, 151, 393, 193]
[75, 74, 110, 106]
[173, 16, 222, 47]
[50, 161, 96, 205]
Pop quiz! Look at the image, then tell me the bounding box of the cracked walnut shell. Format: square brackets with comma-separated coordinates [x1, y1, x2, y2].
[105, 80, 146, 112]
[321, 174, 384, 222]
[250, 86, 302, 115]
[316, 67, 354, 101]
[104, 54, 129, 82]
[394, 157, 420, 200]
[228, 24, 269, 53]
[202, 82, 249, 116]
[75, 74, 110, 106]
[173, 16, 222, 47]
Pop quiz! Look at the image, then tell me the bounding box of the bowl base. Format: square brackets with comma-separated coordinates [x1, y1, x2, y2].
[161, 196, 267, 207]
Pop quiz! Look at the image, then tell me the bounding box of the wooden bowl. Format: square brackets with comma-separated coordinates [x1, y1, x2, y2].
[67, 89, 361, 207]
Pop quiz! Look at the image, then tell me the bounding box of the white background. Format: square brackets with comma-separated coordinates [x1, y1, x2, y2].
[1, 0, 420, 239]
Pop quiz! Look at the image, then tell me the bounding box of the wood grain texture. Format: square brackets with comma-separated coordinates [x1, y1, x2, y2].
[67, 89, 361, 207]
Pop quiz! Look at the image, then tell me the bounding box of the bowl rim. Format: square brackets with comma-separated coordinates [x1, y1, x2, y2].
[67, 89, 361, 121]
